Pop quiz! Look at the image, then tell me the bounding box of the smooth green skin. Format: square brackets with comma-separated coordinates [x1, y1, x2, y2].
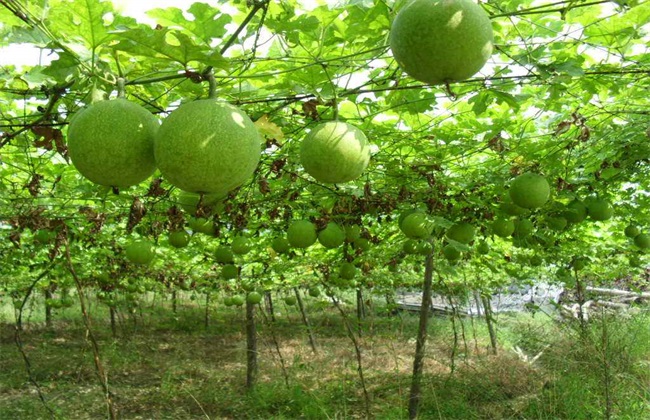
[231, 295, 245, 306]
[154, 100, 261, 194]
[625, 224, 640, 238]
[339, 262, 357, 280]
[168, 230, 191, 248]
[287, 220, 317, 248]
[492, 219, 515, 238]
[345, 225, 362, 242]
[446, 222, 475, 244]
[231, 236, 251, 255]
[125, 241, 155, 265]
[223, 297, 234, 307]
[353, 237, 370, 252]
[416, 241, 433, 256]
[188, 217, 214, 235]
[509, 173, 551, 209]
[215, 246, 234, 264]
[221, 264, 238, 279]
[389, 0, 493, 85]
[176, 191, 225, 214]
[318, 222, 346, 248]
[246, 292, 262, 304]
[300, 121, 371, 184]
[634, 233, 650, 249]
[284, 296, 297, 306]
[586, 198, 613, 221]
[271, 237, 290, 254]
[476, 240, 489, 255]
[308, 287, 321, 298]
[403, 239, 419, 254]
[563, 200, 587, 223]
[400, 212, 431, 239]
[443, 244, 461, 261]
[513, 219, 535, 238]
[67, 99, 158, 188]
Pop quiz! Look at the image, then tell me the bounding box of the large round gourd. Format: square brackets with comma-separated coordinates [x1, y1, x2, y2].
[389, 0, 494, 85]
[154, 100, 261, 194]
[67, 99, 158, 188]
[509, 173, 551, 209]
[300, 121, 371, 184]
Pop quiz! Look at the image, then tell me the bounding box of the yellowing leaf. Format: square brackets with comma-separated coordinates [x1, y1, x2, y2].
[254, 115, 284, 140]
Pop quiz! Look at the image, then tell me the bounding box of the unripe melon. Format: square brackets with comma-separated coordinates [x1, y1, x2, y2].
[308, 287, 321, 297]
[586, 198, 613, 221]
[246, 291, 262, 304]
[563, 200, 587, 223]
[513, 219, 534, 238]
[176, 191, 225, 215]
[125, 240, 155, 265]
[284, 295, 297, 306]
[345, 225, 362, 242]
[446, 222, 475, 244]
[416, 240, 433, 256]
[271, 237, 290, 254]
[231, 236, 251, 255]
[492, 219, 514, 238]
[154, 100, 261, 194]
[634, 233, 650, 249]
[400, 212, 432, 239]
[67, 99, 158, 188]
[231, 295, 245, 306]
[403, 239, 419, 254]
[339, 262, 358, 280]
[389, 0, 493, 85]
[318, 222, 346, 248]
[215, 246, 234, 264]
[443, 244, 461, 261]
[221, 264, 239, 279]
[287, 220, 317, 248]
[625, 224, 640, 238]
[300, 121, 371, 184]
[168, 230, 191, 248]
[509, 173, 551, 209]
[188, 217, 215, 235]
[546, 216, 568, 231]
[476, 240, 490, 255]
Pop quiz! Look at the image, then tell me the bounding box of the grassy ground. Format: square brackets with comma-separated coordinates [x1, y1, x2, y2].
[1, 291, 649, 419]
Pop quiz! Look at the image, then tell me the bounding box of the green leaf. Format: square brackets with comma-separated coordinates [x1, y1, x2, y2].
[111, 27, 228, 68]
[147, 3, 232, 45]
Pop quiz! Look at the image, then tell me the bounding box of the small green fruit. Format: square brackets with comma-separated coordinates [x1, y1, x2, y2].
[168, 230, 191, 248]
[231, 295, 245, 306]
[476, 241, 489, 255]
[546, 216, 568, 231]
[189, 217, 215, 235]
[231, 236, 251, 255]
[625, 224, 640, 238]
[246, 291, 262, 304]
[221, 264, 238, 279]
[287, 220, 317, 248]
[308, 287, 321, 298]
[563, 200, 587, 223]
[318, 222, 346, 248]
[271, 237, 290, 254]
[400, 212, 432, 239]
[586, 198, 613, 221]
[446, 222, 475, 244]
[634, 233, 650, 249]
[125, 241, 155, 265]
[416, 241, 433, 256]
[215, 246, 234, 264]
[443, 244, 461, 261]
[513, 219, 534, 238]
[509, 173, 551, 209]
[403, 239, 419, 254]
[284, 295, 297, 306]
[223, 296, 234, 307]
[300, 121, 371, 184]
[345, 225, 362, 242]
[353, 238, 370, 252]
[492, 219, 515, 238]
[339, 262, 357, 280]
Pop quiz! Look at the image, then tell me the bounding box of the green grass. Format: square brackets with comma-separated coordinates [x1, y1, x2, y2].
[1, 291, 649, 419]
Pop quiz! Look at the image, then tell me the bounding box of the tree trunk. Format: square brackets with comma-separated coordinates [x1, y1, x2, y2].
[356, 288, 365, 336]
[408, 250, 434, 420]
[265, 291, 276, 322]
[481, 294, 498, 355]
[245, 300, 258, 390]
[294, 287, 317, 353]
[44, 288, 53, 328]
[109, 307, 117, 338]
[172, 290, 177, 313]
[204, 292, 210, 330]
